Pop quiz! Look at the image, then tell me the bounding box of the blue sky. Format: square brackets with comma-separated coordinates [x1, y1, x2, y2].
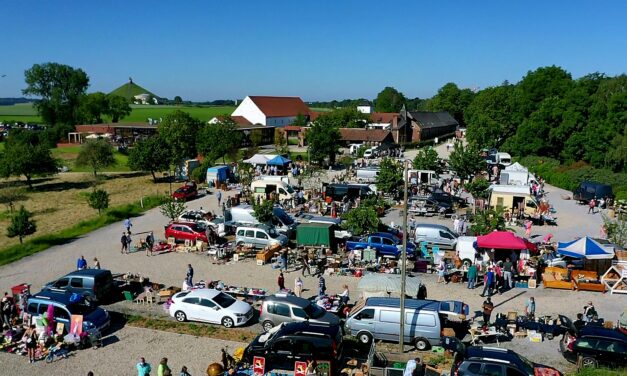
[1, 1, 626, 101]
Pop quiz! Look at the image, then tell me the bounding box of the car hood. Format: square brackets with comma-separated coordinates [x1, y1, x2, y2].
[229, 300, 252, 315]
[313, 311, 340, 326]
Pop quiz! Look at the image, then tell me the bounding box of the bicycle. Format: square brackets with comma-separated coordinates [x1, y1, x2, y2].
[45, 345, 69, 363]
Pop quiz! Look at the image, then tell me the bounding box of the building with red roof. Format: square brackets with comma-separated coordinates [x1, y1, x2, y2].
[231, 95, 311, 127]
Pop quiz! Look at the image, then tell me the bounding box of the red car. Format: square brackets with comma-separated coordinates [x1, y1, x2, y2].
[164, 222, 208, 243]
[172, 182, 198, 201]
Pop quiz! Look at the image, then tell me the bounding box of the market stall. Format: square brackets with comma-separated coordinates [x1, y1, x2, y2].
[555, 236, 615, 292]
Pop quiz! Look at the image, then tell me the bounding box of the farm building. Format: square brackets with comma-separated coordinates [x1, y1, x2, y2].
[339, 128, 394, 146]
[392, 106, 459, 144]
[231, 96, 311, 127]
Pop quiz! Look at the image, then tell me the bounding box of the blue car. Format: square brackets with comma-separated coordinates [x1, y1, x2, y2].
[346, 232, 416, 259]
[26, 291, 110, 333]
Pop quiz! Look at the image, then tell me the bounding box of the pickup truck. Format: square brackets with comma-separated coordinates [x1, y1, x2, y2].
[346, 232, 417, 259]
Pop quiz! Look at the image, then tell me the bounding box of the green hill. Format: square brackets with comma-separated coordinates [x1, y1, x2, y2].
[109, 80, 157, 102]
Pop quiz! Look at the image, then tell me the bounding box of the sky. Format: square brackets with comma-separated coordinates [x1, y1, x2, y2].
[1, 0, 626, 102]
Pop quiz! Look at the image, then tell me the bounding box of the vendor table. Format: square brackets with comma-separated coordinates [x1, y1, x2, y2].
[468, 327, 509, 346]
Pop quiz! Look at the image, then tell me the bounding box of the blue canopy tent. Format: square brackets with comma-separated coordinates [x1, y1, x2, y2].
[267, 155, 292, 166]
[557, 237, 615, 260]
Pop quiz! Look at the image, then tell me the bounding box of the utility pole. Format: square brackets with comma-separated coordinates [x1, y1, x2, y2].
[399, 159, 409, 352]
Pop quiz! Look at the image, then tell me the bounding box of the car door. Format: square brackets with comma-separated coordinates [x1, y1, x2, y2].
[381, 237, 398, 257]
[256, 231, 269, 248]
[244, 229, 255, 246]
[53, 304, 71, 330]
[349, 308, 376, 337]
[269, 302, 292, 325]
[374, 309, 401, 341]
[369, 236, 382, 253]
[481, 364, 505, 376]
[438, 230, 456, 248]
[70, 277, 86, 296]
[180, 226, 195, 241]
[181, 297, 201, 320]
[197, 298, 220, 323]
[51, 277, 70, 291]
[269, 338, 294, 370]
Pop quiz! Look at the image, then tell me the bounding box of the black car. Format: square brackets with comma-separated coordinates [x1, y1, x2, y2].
[572, 181, 614, 203]
[43, 269, 116, 303]
[451, 346, 562, 376]
[561, 325, 627, 369]
[244, 322, 343, 373]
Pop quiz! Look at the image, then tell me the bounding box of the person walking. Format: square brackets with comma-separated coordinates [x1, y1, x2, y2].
[77, 255, 87, 270]
[25, 324, 38, 363]
[436, 259, 446, 283]
[93, 258, 101, 269]
[281, 248, 289, 272]
[502, 258, 513, 290]
[124, 217, 133, 234]
[121, 232, 128, 254]
[216, 190, 222, 207]
[525, 297, 535, 319]
[146, 232, 155, 256]
[158, 357, 171, 376]
[126, 232, 133, 252]
[481, 268, 495, 297]
[524, 220, 532, 238]
[294, 277, 303, 297]
[482, 297, 494, 327]
[318, 275, 326, 297]
[180, 366, 192, 376]
[186, 264, 194, 286]
[277, 272, 285, 291]
[588, 198, 596, 214]
[467, 263, 477, 289]
[583, 301, 598, 322]
[136, 357, 152, 376]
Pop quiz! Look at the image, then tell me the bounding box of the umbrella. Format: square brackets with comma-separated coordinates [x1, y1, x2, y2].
[557, 236, 615, 260]
[476, 231, 537, 251]
[267, 155, 292, 166]
[357, 273, 424, 298]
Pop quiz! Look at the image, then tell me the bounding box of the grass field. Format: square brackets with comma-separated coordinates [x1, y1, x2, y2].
[51, 145, 130, 172]
[0, 103, 235, 123]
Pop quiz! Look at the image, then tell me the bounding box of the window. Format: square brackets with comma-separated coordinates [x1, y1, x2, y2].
[237, 230, 244, 236]
[496, 197, 504, 207]
[382, 238, 395, 246]
[54, 278, 70, 288]
[245, 230, 255, 237]
[439, 231, 453, 239]
[256, 231, 268, 239]
[380, 310, 400, 324]
[255, 187, 266, 194]
[273, 339, 292, 353]
[27, 302, 38, 314]
[53, 306, 70, 321]
[70, 278, 84, 288]
[183, 297, 200, 305]
[212, 293, 236, 308]
[357, 309, 375, 320]
[294, 340, 315, 356]
[506, 367, 526, 376]
[575, 338, 597, 349]
[279, 188, 286, 195]
[37, 303, 49, 315]
[292, 307, 307, 319]
[526, 200, 537, 208]
[370, 237, 382, 244]
[199, 299, 217, 308]
[482, 364, 503, 376]
[181, 227, 192, 233]
[274, 303, 291, 317]
[465, 363, 482, 373]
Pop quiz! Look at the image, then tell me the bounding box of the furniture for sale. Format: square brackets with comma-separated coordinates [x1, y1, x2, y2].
[601, 263, 627, 295]
[572, 270, 605, 292]
[542, 266, 574, 290]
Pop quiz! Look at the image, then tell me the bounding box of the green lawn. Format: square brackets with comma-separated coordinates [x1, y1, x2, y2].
[51, 145, 130, 172]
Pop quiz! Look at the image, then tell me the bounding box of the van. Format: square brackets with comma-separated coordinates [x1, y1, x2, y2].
[573, 181, 614, 203]
[345, 298, 469, 350]
[259, 175, 291, 185]
[43, 269, 115, 303]
[455, 236, 479, 266]
[225, 205, 296, 237]
[496, 152, 512, 167]
[488, 185, 539, 216]
[356, 168, 379, 183]
[349, 143, 363, 155]
[324, 183, 374, 203]
[407, 170, 440, 186]
[413, 224, 457, 250]
[363, 148, 378, 159]
[235, 225, 289, 249]
[251, 180, 295, 203]
[26, 291, 110, 333]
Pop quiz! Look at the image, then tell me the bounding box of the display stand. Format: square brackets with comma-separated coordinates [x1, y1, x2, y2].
[601, 263, 627, 294]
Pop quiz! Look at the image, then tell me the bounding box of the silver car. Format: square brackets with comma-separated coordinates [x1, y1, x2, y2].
[235, 225, 288, 249]
[259, 294, 340, 332]
[413, 224, 457, 250]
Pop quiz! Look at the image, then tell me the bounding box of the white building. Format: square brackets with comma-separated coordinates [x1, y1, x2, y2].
[231, 96, 311, 127]
[357, 104, 373, 114]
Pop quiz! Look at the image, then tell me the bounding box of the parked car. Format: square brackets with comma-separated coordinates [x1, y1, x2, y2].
[451, 346, 562, 376]
[169, 289, 253, 328]
[572, 181, 614, 204]
[164, 222, 209, 243]
[560, 324, 627, 369]
[259, 294, 340, 332]
[413, 224, 457, 250]
[346, 232, 417, 259]
[43, 269, 115, 303]
[172, 182, 198, 201]
[26, 291, 110, 333]
[178, 210, 226, 237]
[235, 225, 288, 249]
[243, 322, 344, 373]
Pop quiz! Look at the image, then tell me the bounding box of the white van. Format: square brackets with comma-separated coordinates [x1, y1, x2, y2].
[488, 185, 539, 216]
[251, 180, 295, 202]
[349, 144, 363, 155]
[407, 170, 440, 186]
[356, 168, 379, 183]
[363, 148, 378, 159]
[455, 236, 478, 265]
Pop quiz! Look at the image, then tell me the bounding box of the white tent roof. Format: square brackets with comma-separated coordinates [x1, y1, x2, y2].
[357, 273, 424, 298]
[242, 154, 277, 165]
[504, 162, 527, 172]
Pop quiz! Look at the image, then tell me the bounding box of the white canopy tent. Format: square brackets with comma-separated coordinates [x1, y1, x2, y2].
[242, 154, 277, 165]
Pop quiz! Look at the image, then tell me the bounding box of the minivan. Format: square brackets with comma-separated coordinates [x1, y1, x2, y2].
[26, 291, 110, 333]
[43, 269, 115, 303]
[345, 297, 469, 350]
[259, 294, 341, 332]
[413, 224, 457, 250]
[226, 205, 297, 237]
[235, 225, 289, 249]
[251, 180, 295, 203]
[573, 181, 614, 203]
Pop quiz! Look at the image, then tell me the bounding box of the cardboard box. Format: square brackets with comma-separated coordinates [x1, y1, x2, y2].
[528, 279, 537, 289]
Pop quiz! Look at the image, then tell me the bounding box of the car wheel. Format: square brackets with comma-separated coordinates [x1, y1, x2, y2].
[357, 331, 372, 345]
[579, 356, 598, 369]
[414, 337, 430, 351]
[222, 317, 234, 328]
[262, 320, 274, 332]
[174, 311, 187, 322]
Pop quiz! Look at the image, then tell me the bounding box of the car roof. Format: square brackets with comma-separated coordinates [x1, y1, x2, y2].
[183, 289, 220, 299]
[465, 346, 518, 360]
[170, 221, 199, 227]
[31, 290, 77, 304]
[364, 297, 440, 311]
[369, 232, 398, 239]
[265, 294, 310, 307]
[414, 223, 451, 230]
[579, 326, 627, 341]
[64, 269, 111, 278]
[277, 321, 340, 337]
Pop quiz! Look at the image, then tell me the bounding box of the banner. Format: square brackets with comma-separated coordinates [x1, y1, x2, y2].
[253, 356, 265, 376]
[295, 361, 307, 376]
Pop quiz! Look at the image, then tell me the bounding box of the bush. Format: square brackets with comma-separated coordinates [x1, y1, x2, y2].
[190, 160, 211, 183]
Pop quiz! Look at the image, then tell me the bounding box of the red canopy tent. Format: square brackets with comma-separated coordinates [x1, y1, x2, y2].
[476, 231, 537, 252]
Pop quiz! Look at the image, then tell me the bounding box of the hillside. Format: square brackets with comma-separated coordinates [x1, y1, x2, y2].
[109, 81, 157, 102]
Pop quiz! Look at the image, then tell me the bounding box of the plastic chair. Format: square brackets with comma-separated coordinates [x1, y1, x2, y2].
[122, 291, 134, 301]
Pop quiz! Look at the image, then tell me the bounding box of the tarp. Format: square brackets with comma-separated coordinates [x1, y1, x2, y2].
[557, 236, 615, 260]
[206, 165, 229, 183]
[358, 273, 424, 298]
[242, 154, 277, 165]
[267, 155, 292, 166]
[476, 231, 537, 251]
[296, 222, 335, 250]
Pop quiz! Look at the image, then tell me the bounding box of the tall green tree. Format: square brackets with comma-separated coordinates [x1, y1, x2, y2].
[306, 116, 341, 165]
[0, 135, 58, 189]
[465, 84, 517, 148]
[106, 94, 132, 122]
[425, 82, 475, 126]
[173, 96, 183, 105]
[87, 189, 110, 215]
[375, 158, 404, 196]
[374, 87, 406, 112]
[7, 206, 37, 244]
[23, 62, 89, 125]
[79, 92, 109, 124]
[75, 139, 115, 178]
[314, 108, 369, 128]
[158, 110, 202, 163]
[196, 117, 243, 163]
[412, 147, 442, 173]
[252, 200, 275, 223]
[448, 141, 485, 183]
[470, 208, 510, 235]
[128, 136, 172, 182]
[342, 206, 379, 236]
[159, 197, 187, 222]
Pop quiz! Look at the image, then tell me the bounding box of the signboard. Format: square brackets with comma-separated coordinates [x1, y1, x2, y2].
[317, 360, 331, 376]
[295, 361, 307, 376]
[252, 356, 265, 376]
[70, 314, 83, 336]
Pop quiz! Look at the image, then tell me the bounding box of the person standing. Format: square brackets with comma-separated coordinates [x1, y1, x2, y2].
[93, 258, 101, 270]
[481, 268, 494, 297]
[158, 357, 171, 376]
[25, 324, 38, 363]
[180, 366, 192, 376]
[146, 232, 155, 256]
[467, 263, 477, 289]
[186, 264, 194, 286]
[1, 292, 13, 329]
[583, 301, 598, 322]
[338, 285, 350, 305]
[137, 357, 152, 376]
[318, 275, 326, 296]
[524, 220, 532, 238]
[436, 259, 446, 283]
[281, 248, 289, 272]
[294, 277, 303, 297]
[277, 272, 285, 291]
[126, 232, 133, 252]
[121, 232, 128, 254]
[502, 258, 513, 290]
[525, 297, 535, 319]
[588, 198, 596, 214]
[453, 217, 460, 235]
[124, 217, 133, 234]
[216, 190, 222, 207]
[482, 297, 494, 327]
[77, 255, 87, 270]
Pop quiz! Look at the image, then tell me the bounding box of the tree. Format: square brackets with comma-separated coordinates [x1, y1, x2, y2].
[7, 206, 37, 244]
[602, 214, 626, 248]
[313, 108, 369, 128]
[274, 128, 286, 148]
[128, 136, 172, 182]
[79, 92, 108, 124]
[158, 110, 202, 163]
[374, 87, 406, 112]
[448, 141, 485, 183]
[252, 200, 274, 223]
[412, 147, 442, 173]
[23, 62, 89, 125]
[1, 137, 58, 189]
[159, 197, 187, 222]
[470, 208, 510, 235]
[106, 94, 132, 122]
[197, 117, 243, 163]
[425, 83, 475, 126]
[75, 139, 115, 178]
[464, 85, 517, 149]
[375, 158, 404, 197]
[173, 96, 183, 105]
[343, 206, 379, 236]
[0, 186, 28, 212]
[464, 178, 491, 200]
[305, 116, 341, 165]
[87, 189, 109, 215]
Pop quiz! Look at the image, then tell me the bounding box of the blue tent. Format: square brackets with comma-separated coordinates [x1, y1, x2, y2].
[267, 155, 292, 166]
[557, 236, 614, 260]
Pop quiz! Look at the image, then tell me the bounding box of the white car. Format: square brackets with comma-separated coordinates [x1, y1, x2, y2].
[169, 289, 253, 328]
[178, 210, 226, 237]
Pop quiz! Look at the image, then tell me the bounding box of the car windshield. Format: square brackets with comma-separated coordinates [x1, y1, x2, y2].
[267, 228, 279, 238]
[286, 185, 295, 194]
[212, 292, 236, 308]
[303, 303, 326, 319]
[175, 188, 185, 193]
[274, 210, 294, 225]
[515, 353, 535, 374]
[67, 303, 97, 316]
